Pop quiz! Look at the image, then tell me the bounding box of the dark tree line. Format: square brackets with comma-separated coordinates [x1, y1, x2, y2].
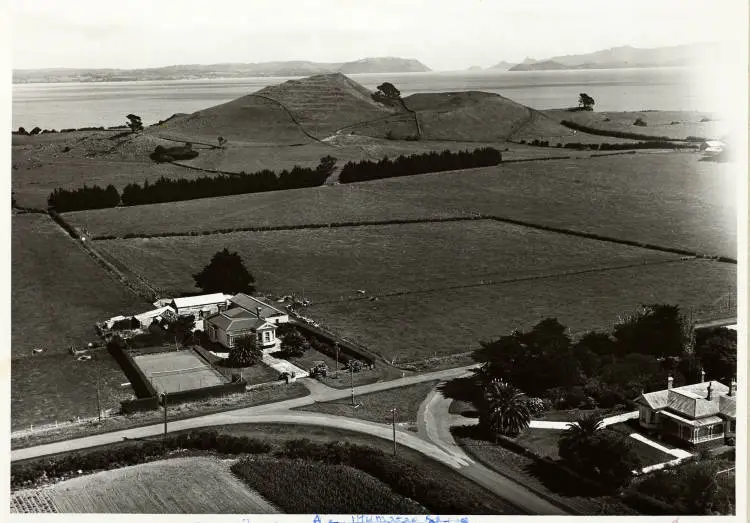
[48, 184, 120, 212]
[338, 147, 502, 184]
[47, 157, 338, 211]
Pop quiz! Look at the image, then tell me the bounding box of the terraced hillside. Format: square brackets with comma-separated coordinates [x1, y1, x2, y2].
[150, 94, 314, 145]
[255, 73, 407, 138]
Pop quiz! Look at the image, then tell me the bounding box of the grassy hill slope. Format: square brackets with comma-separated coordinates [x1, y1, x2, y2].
[255, 73, 406, 139]
[150, 94, 314, 145]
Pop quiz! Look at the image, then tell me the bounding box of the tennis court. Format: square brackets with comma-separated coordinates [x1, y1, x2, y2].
[133, 350, 229, 394]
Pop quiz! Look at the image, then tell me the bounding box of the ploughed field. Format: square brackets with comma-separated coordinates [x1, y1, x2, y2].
[69, 153, 736, 259]
[11, 457, 278, 514]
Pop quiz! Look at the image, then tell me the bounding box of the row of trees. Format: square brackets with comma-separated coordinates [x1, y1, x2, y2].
[48, 184, 120, 212]
[46, 157, 337, 211]
[338, 147, 503, 184]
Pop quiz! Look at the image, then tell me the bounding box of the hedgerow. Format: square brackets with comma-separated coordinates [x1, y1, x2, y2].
[11, 430, 271, 488]
[231, 456, 427, 514]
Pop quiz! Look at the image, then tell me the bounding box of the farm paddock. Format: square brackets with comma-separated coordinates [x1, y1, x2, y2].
[12, 213, 149, 358]
[66, 153, 735, 259]
[91, 217, 735, 364]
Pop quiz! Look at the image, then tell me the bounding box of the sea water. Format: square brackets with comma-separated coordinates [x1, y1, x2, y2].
[12, 66, 723, 130]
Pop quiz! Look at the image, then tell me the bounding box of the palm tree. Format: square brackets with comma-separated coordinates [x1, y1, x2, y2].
[559, 412, 604, 463]
[482, 379, 531, 438]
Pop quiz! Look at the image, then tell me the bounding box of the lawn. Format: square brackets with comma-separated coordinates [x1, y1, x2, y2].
[295, 380, 439, 424]
[11, 214, 150, 358]
[43, 457, 277, 513]
[92, 219, 680, 301]
[515, 428, 565, 459]
[232, 455, 425, 514]
[66, 153, 736, 259]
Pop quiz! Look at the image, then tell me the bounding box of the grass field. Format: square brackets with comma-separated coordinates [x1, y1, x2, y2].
[67, 153, 736, 259]
[134, 349, 228, 393]
[543, 109, 726, 141]
[307, 258, 735, 362]
[92, 219, 682, 300]
[42, 457, 277, 513]
[11, 351, 134, 431]
[296, 380, 439, 423]
[12, 214, 149, 357]
[232, 455, 425, 514]
[12, 382, 309, 449]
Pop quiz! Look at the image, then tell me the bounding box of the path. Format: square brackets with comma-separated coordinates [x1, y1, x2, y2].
[528, 410, 639, 430]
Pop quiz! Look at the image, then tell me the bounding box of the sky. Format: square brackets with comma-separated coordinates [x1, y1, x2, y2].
[9, 0, 746, 71]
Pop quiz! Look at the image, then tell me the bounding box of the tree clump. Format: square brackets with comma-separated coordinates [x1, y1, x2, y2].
[193, 248, 256, 295]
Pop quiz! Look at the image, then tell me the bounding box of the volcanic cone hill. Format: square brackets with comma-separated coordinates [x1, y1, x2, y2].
[254, 73, 408, 139]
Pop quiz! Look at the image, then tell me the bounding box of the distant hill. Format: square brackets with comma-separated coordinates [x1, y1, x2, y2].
[487, 61, 517, 71]
[507, 43, 720, 71]
[13, 57, 431, 84]
[509, 60, 570, 72]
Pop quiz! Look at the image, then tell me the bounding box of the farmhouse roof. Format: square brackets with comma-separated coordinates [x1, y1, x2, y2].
[230, 293, 287, 318]
[134, 306, 172, 321]
[171, 293, 232, 310]
[636, 380, 731, 419]
[207, 308, 275, 333]
[658, 409, 724, 427]
[719, 395, 736, 418]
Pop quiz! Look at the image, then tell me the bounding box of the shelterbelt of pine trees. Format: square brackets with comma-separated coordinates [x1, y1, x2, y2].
[47, 158, 336, 211]
[338, 147, 502, 183]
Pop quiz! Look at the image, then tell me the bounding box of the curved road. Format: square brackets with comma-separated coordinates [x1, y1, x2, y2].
[12, 365, 568, 515]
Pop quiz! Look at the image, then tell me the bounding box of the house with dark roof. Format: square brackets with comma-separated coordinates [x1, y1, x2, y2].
[635, 376, 737, 447]
[204, 293, 289, 350]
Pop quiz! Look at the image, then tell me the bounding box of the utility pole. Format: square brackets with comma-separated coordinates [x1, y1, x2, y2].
[95, 377, 102, 423]
[390, 407, 397, 456]
[335, 343, 340, 376]
[162, 392, 168, 438]
[350, 365, 355, 406]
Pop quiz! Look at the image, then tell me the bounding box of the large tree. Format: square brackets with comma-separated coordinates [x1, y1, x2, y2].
[613, 304, 692, 358]
[193, 248, 256, 294]
[126, 114, 143, 133]
[280, 327, 310, 357]
[375, 82, 401, 100]
[578, 93, 595, 110]
[229, 334, 262, 367]
[695, 327, 736, 382]
[481, 379, 531, 438]
[476, 318, 581, 396]
[559, 418, 641, 491]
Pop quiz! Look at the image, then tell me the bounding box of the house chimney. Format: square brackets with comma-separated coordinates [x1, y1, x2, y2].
[667, 375, 673, 389]
[700, 369, 706, 383]
[706, 382, 713, 400]
[729, 380, 736, 397]
[256, 307, 262, 319]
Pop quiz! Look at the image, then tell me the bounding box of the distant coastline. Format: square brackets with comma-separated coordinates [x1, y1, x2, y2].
[12, 57, 431, 84]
